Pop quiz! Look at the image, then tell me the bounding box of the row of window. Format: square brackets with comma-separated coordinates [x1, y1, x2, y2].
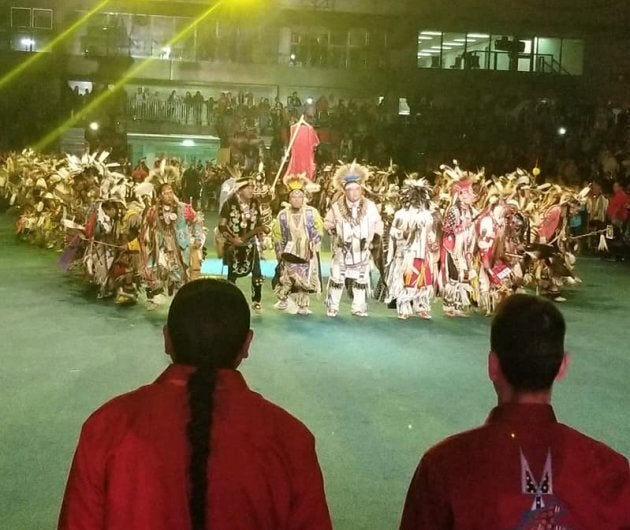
[416, 31, 584, 75]
[3, 8, 585, 77]
[66, 11, 390, 69]
[10, 7, 52, 30]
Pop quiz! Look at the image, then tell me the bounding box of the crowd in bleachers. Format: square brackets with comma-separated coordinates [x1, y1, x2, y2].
[121, 86, 630, 186]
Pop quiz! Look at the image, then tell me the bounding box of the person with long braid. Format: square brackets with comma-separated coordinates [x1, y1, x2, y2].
[59, 279, 332, 530]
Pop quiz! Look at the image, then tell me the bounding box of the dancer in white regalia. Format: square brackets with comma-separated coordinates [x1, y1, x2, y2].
[323, 163, 383, 317]
[384, 178, 440, 319]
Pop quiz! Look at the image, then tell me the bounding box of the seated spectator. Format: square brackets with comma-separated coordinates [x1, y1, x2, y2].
[400, 294, 630, 530]
[58, 279, 332, 530]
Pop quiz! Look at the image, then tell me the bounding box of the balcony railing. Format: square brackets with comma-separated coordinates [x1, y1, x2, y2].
[126, 98, 215, 127]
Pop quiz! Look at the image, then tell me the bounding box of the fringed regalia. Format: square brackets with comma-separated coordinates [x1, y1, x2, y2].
[323, 163, 384, 317]
[219, 192, 265, 303]
[140, 200, 205, 299]
[440, 200, 477, 314]
[384, 178, 440, 319]
[272, 205, 323, 312]
[476, 205, 510, 315]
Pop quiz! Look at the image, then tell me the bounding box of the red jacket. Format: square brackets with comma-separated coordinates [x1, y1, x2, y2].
[59, 365, 332, 530]
[400, 404, 630, 530]
[607, 190, 629, 223]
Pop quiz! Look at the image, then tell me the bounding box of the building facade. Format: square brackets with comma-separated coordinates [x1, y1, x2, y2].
[0, 0, 628, 155]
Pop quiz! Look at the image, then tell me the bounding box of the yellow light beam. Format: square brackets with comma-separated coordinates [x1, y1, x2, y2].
[0, 0, 112, 92]
[34, 0, 226, 151]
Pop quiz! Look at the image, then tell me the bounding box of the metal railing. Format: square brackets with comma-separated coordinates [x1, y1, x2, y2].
[126, 98, 216, 126]
[435, 50, 574, 75]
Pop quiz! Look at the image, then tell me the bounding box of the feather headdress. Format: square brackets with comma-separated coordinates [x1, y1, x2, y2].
[282, 172, 320, 195]
[332, 161, 370, 191]
[437, 160, 483, 197]
[400, 176, 432, 207]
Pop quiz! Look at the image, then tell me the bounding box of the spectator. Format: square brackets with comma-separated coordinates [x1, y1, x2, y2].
[193, 91, 205, 125]
[182, 161, 202, 208]
[586, 180, 608, 250]
[606, 181, 629, 260]
[400, 294, 630, 530]
[167, 90, 179, 121]
[59, 279, 332, 530]
[607, 181, 629, 227]
[206, 96, 215, 125]
[131, 158, 149, 182]
[184, 91, 193, 124]
[287, 91, 302, 112]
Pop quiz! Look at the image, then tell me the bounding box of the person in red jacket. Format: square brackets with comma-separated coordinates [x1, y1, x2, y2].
[607, 181, 629, 226]
[59, 279, 332, 530]
[400, 294, 630, 530]
[606, 181, 629, 261]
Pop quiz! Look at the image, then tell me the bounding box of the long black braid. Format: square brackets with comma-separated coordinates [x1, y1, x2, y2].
[167, 279, 250, 530]
[186, 360, 217, 530]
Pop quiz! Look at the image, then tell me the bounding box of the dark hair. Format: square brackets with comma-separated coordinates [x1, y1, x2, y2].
[490, 294, 565, 391]
[167, 279, 250, 530]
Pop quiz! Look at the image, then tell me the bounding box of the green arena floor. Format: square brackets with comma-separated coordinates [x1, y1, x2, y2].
[1, 212, 629, 529]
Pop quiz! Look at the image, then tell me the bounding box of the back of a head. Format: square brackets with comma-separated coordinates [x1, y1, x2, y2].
[491, 294, 565, 392]
[168, 280, 251, 530]
[167, 279, 250, 369]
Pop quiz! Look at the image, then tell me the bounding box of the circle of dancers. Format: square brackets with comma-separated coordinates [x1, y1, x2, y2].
[1, 149, 600, 318]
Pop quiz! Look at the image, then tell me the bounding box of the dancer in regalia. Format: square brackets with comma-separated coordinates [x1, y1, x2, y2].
[140, 182, 205, 309]
[271, 173, 323, 315]
[384, 178, 440, 319]
[323, 163, 383, 317]
[218, 175, 269, 313]
[439, 167, 478, 317]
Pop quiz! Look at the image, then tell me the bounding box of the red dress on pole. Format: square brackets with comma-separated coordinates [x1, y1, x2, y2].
[285, 122, 320, 180]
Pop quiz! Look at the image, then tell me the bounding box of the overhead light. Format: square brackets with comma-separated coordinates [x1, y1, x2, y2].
[430, 46, 442, 49]
[443, 42, 464, 46]
[557, 127, 567, 136]
[441, 46, 452, 50]
[468, 33, 489, 38]
[420, 31, 442, 36]
[182, 139, 195, 146]
[420, 49, 439, 53]
[89, 122, 99, 131]
[453, 38, 467, 42]
[418, 36, 433, 41]
[417, 53, 433, 57]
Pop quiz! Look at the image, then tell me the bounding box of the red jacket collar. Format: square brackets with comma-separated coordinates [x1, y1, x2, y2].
[154, 363, 248, 391]
[486, 403, 557, 425]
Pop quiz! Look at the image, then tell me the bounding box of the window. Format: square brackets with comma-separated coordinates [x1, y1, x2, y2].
[465, 33, 491, 69]
[417, 30, 442, 68]
[560, 39, 584, 75]
[367, 29, 388, 68]
[441, 32, 466, 69]
[10, 7, 52, 30]
[32, 9, 52, 30]
[417, 29, 582, 76]
[10, 7, 30, 28]
[347, 29, 368, 69]
[535, 37, 561, 73]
